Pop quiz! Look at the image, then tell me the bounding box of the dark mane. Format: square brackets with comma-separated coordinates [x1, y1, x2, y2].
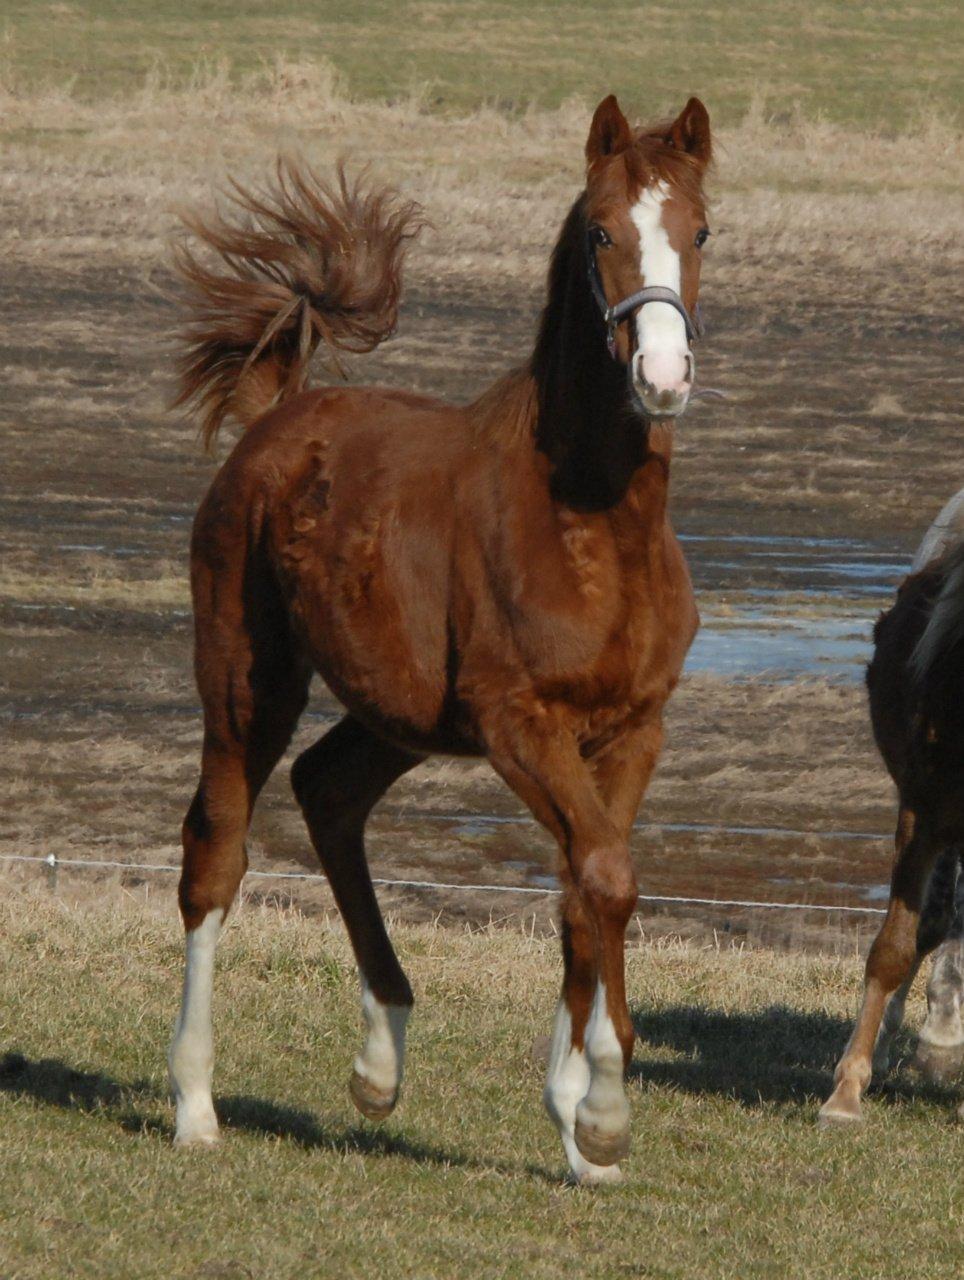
[528, 194, 639, 511]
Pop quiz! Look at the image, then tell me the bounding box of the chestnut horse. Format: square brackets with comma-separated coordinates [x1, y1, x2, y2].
[168, 95, 713, 1183]
[821, 492, 964, 1124]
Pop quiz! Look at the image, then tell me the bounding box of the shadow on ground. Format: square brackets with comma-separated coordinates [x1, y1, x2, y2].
[631, 1004, 963, 1111]
[0, 1051, 557, 1180]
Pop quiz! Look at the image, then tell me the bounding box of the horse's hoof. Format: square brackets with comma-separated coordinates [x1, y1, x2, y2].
[568, 1161, 624, 1188]
[349, 1070, 398, 1121]
[573, 1114, 630, 1167]
[817, 1090, 863, 1128]
[173, 1127, 220, 1149]
[913, 1042, 964, 1084]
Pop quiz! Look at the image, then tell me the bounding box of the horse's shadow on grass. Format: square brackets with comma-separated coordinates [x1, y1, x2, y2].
[0, 1051, 556, 1181]
[631, 1003, 962, 1110]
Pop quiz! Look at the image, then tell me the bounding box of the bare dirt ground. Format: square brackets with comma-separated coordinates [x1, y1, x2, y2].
[2, 71, 962, 947]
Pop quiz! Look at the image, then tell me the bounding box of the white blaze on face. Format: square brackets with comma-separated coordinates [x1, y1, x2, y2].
[629, 182, 691, 400]
[168, 908, 223, 1146]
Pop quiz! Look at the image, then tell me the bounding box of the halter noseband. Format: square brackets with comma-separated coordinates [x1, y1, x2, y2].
[586, 230, 703, 359]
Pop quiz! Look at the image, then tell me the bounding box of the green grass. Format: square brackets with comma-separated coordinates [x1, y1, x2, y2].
[2, 890, 962, 1279]
[3, 0, 961, 128]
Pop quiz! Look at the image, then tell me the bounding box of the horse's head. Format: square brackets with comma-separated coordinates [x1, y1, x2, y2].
[583, 94, 712, 419]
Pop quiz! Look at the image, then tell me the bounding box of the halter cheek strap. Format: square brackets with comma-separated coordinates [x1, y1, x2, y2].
[586, 231, 703, 359]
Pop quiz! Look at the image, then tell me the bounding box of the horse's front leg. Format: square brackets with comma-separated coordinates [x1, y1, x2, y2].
[873, 844, 960, 1075]
[485, 719, 643, 1183]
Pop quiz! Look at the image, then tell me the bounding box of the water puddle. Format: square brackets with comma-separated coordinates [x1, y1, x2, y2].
[681, 531, 907, 596]
[681, 532, 909, 680]
[686, 614, 872, 679]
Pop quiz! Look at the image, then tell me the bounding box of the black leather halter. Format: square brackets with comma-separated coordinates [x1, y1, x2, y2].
[586, 230, 703, 359]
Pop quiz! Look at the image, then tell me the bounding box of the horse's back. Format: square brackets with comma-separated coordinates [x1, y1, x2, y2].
[912, 486, 964, 572]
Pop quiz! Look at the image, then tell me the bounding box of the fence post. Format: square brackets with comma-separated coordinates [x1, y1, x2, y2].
[44, 852, 58, 895]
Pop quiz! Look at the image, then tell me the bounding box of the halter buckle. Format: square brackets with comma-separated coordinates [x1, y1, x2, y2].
[605, 312, 618, 359]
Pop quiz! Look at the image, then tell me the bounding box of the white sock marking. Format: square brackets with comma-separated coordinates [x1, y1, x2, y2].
[353, 978, 409, 1096]
[543, 999, 623, 1184]
[579, 981, 628, 1123]
[168, 908, 223, 1145]
[629, 182, 689, 395]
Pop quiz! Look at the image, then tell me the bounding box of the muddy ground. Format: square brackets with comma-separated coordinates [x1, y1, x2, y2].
[1, 242, 961, 950]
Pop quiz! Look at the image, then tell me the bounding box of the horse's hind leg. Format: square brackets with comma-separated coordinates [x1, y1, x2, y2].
[915, 850, 964, 1081]
[291, 715, 423, 1120]
[169, 551, 309, 1146]
[820, 806, 942, 1125]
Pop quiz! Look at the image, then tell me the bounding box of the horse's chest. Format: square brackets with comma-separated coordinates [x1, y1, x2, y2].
[537, 560, 694, 711]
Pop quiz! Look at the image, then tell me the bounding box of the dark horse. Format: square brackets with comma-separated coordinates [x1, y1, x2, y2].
[821, 493, 964, 1124]
[167, 95, 714, 1182]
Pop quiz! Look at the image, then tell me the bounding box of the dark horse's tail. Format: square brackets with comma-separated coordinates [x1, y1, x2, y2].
[172, 158, 424, 447]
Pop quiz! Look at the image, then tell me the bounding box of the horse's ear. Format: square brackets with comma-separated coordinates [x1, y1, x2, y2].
[586, 95, 633, 168]
[664, 97, 712, 167]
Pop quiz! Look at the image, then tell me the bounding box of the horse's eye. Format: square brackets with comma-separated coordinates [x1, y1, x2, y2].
[590, 224, 613, 249]
[695, 227, 710, 249]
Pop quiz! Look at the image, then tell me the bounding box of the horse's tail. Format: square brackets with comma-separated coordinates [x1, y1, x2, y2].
[909, 540, 964, 691]
[172, 157, 424, 447]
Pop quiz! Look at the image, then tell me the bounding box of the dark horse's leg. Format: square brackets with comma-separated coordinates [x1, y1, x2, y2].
[820, 805, 944, 1124]
[292, 715, 423, 1120]
[169, 545, 310, 1146]
[873, 844, 962, 1073]
[914, 850, 964, 1085]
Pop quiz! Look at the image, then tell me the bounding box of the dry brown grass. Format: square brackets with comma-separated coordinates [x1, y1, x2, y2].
[0, 556, 188, 609]
[2, 59, 961, 307]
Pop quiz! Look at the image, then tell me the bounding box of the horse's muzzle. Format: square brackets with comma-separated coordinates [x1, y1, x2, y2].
[630, 350, 694, 419]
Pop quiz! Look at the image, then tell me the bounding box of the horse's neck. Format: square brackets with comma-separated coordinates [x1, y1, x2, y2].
[616, 424, 673, 537]
[531, 214, 665, 514]
[535, 357, 673, 530]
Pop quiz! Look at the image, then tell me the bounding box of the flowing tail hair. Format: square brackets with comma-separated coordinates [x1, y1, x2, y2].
[910, 540, 964, 698]
[172, 157, 425, 447]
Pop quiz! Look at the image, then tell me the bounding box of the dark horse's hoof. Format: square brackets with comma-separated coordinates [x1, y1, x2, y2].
[913, 1040, 964, 1084]
[349, 1070, 398, 1121]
